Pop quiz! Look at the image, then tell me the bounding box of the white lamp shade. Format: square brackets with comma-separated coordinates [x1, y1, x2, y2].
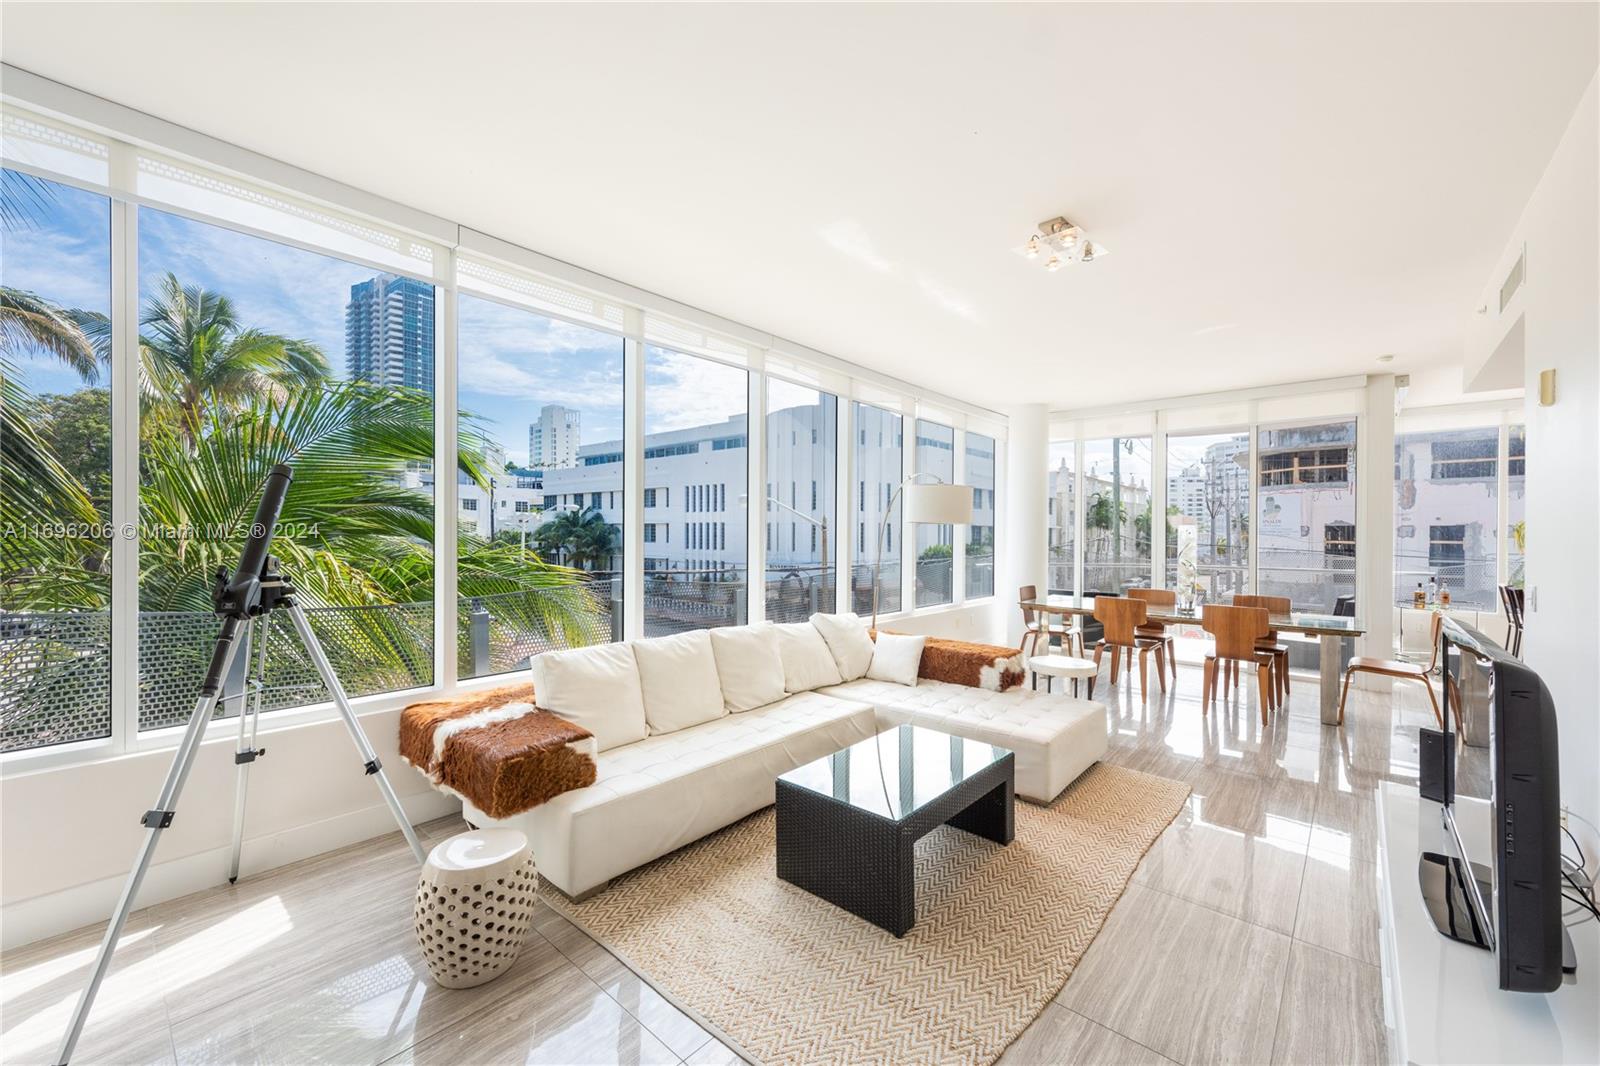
[903, 482, 974, 525]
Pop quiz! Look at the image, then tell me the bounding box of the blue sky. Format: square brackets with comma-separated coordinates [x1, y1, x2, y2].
[4, 170, 762, 468]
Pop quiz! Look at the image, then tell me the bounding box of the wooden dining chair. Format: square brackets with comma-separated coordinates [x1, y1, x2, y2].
[1337, 611, 1451, 728]
[1019, 585, 1078, 658]
[1126, 588, 1179, 683]
[1200, 604, 1277, 725]
[1090, 596, 1167, 700]
[1498, 584, 1525, 657]
[1232, 593, 1292, 706]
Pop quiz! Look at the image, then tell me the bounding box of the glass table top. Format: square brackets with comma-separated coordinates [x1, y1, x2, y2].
[778, 724, 1012, 822]
[1024, 593, 1365, 636]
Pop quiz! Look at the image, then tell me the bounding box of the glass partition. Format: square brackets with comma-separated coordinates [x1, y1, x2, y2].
[765, 379, 837, 622]
[0, 170, 114, 752]
[1393, 426, 1500, 610]
[458, 294, 624, 678]
[914, 419, 955, 607]
[1046, 441, 1075, 594]
[1082, 436, 1153, 593]
[643, 346, 748, 635]
[965, 432, 996, 599]
[1256, 419, 1357, 612]
[135, 207, 438, 731]
[852, 402, 902, 615]
[1165, 431, 1250, 602]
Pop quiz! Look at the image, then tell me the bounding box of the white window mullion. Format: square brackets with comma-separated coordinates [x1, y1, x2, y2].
[1151, 412, 1168, 589]
[953, 427, 968, 607]
[109, 195, 140, 752]
[1073, 439, 1086, 597]
[746, 359, 767, 624]
[623, 311, 645, 641]
[435, 250, 459, 693]
[836, 398, 855, 615]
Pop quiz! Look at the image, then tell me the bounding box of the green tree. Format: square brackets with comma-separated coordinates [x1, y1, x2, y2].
[534, 508, 617, 571]
[35, 389, 113, 515]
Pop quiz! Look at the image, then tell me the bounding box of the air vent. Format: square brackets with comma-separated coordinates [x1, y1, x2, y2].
[1499, 249, 1526, 312]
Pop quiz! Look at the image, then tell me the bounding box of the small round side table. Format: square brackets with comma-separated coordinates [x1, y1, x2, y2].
[1028, 654, 1099, 698]
[414, 828, 538, 988]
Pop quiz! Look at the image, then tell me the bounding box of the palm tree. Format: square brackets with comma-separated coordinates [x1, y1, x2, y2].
[127, 274, 332, 446]
[533, 508, 617, 571]
[0, 287, 102, 383]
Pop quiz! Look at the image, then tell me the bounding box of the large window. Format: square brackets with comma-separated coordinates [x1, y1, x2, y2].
[1082, 437, 1153, 593]
[765, 379, 837, 622]
[1165, 431, 1249, 601]
[0, 171, 113, 752]
[1394, 427, 1499, 609]
[852, 402, 902, 615]
[1046, 441, 1075, 593]
[644, 346, 747, 635]
[965, 432, 996, 599]
[135, 208, 437, 730]
[458, 294, 624, 679]
[914, 419, 955, 607]
[1257, 420, 1356, 611]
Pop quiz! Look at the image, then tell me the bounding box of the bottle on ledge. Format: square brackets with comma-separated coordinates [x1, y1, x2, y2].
[1426, 576, 1438, 606]
[1413, 582, 1426, 609]
[1439, 579, 1450, 608]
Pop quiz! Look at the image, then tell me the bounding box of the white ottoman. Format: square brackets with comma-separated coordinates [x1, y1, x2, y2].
[414, 828, 538, 988]
[1029, 654, 1098, 697]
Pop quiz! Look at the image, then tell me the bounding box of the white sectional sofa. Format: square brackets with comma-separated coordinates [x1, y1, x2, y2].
[464, 614, 1107, 898]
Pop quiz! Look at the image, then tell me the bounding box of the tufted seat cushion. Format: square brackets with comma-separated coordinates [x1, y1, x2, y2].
[473, 690, 878, 896]
[817, 678, 1108, 803]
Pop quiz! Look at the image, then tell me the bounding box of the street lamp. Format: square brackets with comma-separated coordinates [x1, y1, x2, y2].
[741, 493, 829, 573]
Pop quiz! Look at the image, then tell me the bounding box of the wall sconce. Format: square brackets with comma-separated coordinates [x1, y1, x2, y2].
[1538, 369, 1556, 406]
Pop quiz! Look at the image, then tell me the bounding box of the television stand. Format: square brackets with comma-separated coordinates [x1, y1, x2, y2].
[1379, 783, 1596, 1064]
[1417, 851, 1577, 972]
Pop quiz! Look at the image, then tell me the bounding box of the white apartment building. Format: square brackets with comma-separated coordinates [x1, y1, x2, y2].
[528, 404, 581, 470]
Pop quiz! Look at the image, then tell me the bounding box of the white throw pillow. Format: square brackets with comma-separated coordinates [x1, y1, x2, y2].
[708, 625, 787, 712]
[631, 630, 726, 735]
[530, 642, 648, 752]
[773, 622, 845, 693]
[866, 632, 926, 687]
[809, 612, 876, 681]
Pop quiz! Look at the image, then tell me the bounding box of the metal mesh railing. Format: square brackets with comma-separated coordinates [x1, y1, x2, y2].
[138, 602, 435, 732]
[643, 569, 747, 637]
[765, 566, 835, 623]
[0, 611, 112, 752]
[915, 556, 954, 608]
[459, 580, 619, 679]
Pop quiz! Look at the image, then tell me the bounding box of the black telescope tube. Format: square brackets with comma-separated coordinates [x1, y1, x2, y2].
[224, 463, 293, 605]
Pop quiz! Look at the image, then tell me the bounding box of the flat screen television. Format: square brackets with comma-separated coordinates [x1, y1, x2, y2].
[1420, 616, 1567, 992]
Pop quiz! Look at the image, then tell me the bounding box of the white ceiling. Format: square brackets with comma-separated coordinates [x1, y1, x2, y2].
[3, 3, 1595, 412]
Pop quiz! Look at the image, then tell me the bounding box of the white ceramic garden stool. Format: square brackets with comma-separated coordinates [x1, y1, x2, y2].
[1029, 654, 1099, 698]
[414, 828, 538, 989]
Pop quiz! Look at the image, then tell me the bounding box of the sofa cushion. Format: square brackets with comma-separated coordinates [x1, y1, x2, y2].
[709, 624, 787, 712]
[530, 642, 648, 752]
[631, 630, 726, 735]
[774, 622, 844, 692]
[818, 677, 1109, 804]
[487, 691, 879, 896]
[866, 632, 926, 686]
[810, 612, 875, 680]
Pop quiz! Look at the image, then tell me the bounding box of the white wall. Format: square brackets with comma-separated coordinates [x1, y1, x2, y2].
[879, 601, 1005, 645]
[0, 704, 456, 949]
[1499, 73, 1599, 826]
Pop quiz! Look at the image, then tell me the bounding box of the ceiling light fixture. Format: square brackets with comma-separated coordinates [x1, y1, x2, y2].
[1014, 216, 1107, 270]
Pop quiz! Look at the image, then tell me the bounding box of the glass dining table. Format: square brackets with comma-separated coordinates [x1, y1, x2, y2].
[1019, 594, 1366, 725]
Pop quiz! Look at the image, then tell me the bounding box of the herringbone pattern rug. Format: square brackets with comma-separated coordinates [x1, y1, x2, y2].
[545, 762, 1188, 1065]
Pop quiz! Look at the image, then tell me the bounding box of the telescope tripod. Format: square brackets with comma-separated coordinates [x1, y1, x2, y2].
[54, 554, 426, 1065]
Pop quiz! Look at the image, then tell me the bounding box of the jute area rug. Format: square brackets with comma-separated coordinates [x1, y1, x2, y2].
[545, 762, 1189, 1066]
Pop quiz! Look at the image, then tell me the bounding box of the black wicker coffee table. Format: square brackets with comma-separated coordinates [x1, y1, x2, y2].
[775, 724, 1014, 937]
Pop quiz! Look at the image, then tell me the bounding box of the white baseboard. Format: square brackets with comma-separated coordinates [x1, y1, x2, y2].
[0, 789, 458, 951]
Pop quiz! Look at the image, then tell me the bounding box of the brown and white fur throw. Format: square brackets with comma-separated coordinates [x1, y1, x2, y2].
[870, 633, 1026, 691]
[398, 683, 597, 819]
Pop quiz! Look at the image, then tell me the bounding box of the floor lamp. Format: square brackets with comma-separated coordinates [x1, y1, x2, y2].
[873, 474, 975, 630]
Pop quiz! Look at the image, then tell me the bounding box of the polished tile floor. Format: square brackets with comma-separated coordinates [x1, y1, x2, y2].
[1, 653, 1480, 1065]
